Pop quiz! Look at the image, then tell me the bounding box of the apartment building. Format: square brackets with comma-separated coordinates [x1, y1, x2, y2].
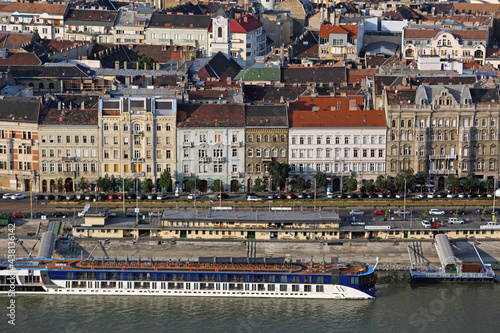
[64, 8, 118, 43]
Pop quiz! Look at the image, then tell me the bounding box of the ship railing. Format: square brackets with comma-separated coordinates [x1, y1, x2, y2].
[416, 271, 493, 278]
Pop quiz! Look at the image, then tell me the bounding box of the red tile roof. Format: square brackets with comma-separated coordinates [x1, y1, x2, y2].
[0, 52, 41, 66]
[289, 96, 386, 128]
[347, 68, 379, 85]
[0, 32, 34, 50]
[230, 14, 262, 33]
[320, 25, 358, 39]
[0, 3, 67, 15]
[404, 28, 488, 40]
[177, 103, 245, 128]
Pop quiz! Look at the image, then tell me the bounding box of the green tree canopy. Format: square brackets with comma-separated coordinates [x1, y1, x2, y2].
[159, 170, 173, 192]
[78, 177, 89, 192]
[394, 168, 416, 192]
[185, 176, 201, 192]
[142, 178, 154, 193]
[290, 175, 310, 192]
[136, 56, 156, 70]
[210, 179, 223, 193]
[314, 171, 327, 189]
[446, 174, 461, 192]
[268, 161, 290, 192]
[253, 179, 265, 192]
[96, 174, 114, 193]
[462, 173, 479, 192]
[55, 178, 64, 192]
[344, 177, 358, 193]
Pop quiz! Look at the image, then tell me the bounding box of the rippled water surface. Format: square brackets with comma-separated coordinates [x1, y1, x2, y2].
[1, 275, 498, 333]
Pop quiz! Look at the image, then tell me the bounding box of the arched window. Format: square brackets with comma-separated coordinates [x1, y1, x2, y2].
[280, 135, 286, 142]
[256, 149, 261, 157]
[157, 124, 162, 131]
[299, 137, 304, 144]
[291, 137, 296, 145]
[256, 164, 261, 172]
[392, 120, 396, 127]
[134, 123, 141, 132]
[49, 83, 55, 89]
[272, 149, 277, 157]
[273, 135, 277, 142]
[39, 83, 44, 89]
[166, 124, 171, 131]
[256, 135, 261, 142]
[264, 135, 269, 142]
[217, 27, 222, 38]
[104, 123, 109, 131]
[247, 149, 253, 157]
[264, 149, 269, 157]
[248, 164, 253, 173]
[123, 124, 128, 131]
[248, 134, 253, 143]
[408, 120, 412, 127]
[146, 124, 152, 132]
[280, 149, 285, 157]
[114, 123, 119, 131]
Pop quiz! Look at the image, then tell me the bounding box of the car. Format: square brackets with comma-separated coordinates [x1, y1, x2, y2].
[157, 195, 168, 200]
[476, 193, 485, 198]
[394, 209, 411, 215]
[148, 211, 162, 217]
[416, 193, 426, 199]
[34, 194, 45, 200]
[108, 213, 117, 217]
[358, 193, 368, 199]
[467, 193, 476, 198]
[139, 195, 148, 200]
[52, 212, 66, 218]
[277, 194, 287, 200]
[427, 193, 437, 199]
[267, 194, 277, 200]
[448, 217, 465, 224]
[117, 194, 124, 200]
[187, 193, 198, 200]
[432, 222, 441, 228]
[32, 212, 46, 219]
[147, 194, 156, 200]
[487, 192, 494, 198]
[66, 195, 76, 201]
[297, 193, 306, 199]
[458, 193, 466, 198]
[429, 209, 445, 215]
[436, 192, 446, 198]
[377, 193, 386, 198]
[449, 209, 466, 215]
[447, 193, 458, 199]
[395, 193, 404, 199]
[247, 196, 262, 201]
[421, 220, 432, 228]
[2, 193, 13, 199]
[337, 193, 347, 199]
[85, 194, 95, 201]
[75, 194, 85, 200]
[386, 193, 394, 199]
[306, 193, 314, 199]
[368, 193, 377, 199]
[347, 193, 358, 199]
[246, 193, 258, 199]
[374, 209, 385, 215]
[127, 194, 137, 200]
[349, 209, 365, 216]
[217, 193, 229, 199]
[11, 194, 26, 200]
[476, 208, 491, 215]
[95, 194, 106, 201]
[44, 195, 55, 200]
[12, 211, 26, 218]
[286, 193, 297, 200]
[56, 195, 66, 200]
[126, 211, 137, 217]
[108, 194, 118, 200]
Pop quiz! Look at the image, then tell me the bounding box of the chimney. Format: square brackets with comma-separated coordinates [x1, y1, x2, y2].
[124, 61, 127, 69]
[81, 101, 85, 110]
[57, 102, 61, 110]
[115, 61, 119, 69]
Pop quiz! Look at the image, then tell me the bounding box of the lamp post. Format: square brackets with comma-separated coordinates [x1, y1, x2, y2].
[403, 178, 407, 221]
[30, 177, 33, 219]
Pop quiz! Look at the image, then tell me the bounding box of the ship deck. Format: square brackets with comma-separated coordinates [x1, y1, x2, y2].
[3, 258, 370, 276]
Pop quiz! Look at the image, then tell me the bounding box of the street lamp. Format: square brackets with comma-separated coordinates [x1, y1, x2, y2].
[403, 178, 407, 221]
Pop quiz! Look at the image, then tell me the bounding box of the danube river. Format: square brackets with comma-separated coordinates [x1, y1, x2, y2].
[1, 273, 498, 332]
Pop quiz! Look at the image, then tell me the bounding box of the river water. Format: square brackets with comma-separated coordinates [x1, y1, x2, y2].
[1, 272, 498, 333]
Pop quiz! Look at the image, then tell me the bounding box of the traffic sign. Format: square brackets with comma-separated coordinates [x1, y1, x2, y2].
[135, 208, 140, 213]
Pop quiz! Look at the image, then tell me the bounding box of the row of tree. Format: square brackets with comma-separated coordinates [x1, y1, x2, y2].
[93, 170, 173, 193]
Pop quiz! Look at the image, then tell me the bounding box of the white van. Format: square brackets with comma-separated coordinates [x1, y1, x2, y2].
[448, 217, 464, 224]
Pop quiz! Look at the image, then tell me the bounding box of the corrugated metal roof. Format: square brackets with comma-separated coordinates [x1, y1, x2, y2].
[94, 68, 177, 76]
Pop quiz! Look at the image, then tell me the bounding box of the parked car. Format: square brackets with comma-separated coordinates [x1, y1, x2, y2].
[247, 196, 262, 201]
[337, 193, 347, 199]
[447, 193, 458, 199]
[147, 194, 156, 200]
[476, 208, 491, 215]
[358, 193, 368, 199]
[34, 195, 45, 200]
[2, 193, 13, 199]
[467, 193, 477, 198]
[187, 193, 198, 200]
[56, 195, 66, 200]
[108, 194, 118, 200]
[347, 193, 358, 199]
[267, 194, 277, 200]
[306, 193, 314, 199]
[386, 193, 394, 199]
[117, 194, 124, 200]
[286, 193, 297, 200]
[377, 193, 386, 198]
[432, 222, 441, 228]
[12, 211, 27, 218]
[421, 220, 432, 228]
[449, 209, 466, 215]
[276, 194, 287, 200]
[246, 193, 258, 199]
[429, 209, 445, 215]
[458, 193, 466, 198]
[148, 211, 162, 217]
[394, 209, 411, 215]
[297, 193, 306, 199]
[126, 211, 137, 217]
[368, 193, 377, 199]
[157, 194, 168, 200]
[75, 194, 85, 200]
[395, 193, 404, 199]
[84, 194, 95, 201]
[217, 193, 229, 199]
[32, 212, 46, 219]
[139, 195, 148, 200]
[349, 209, 365, 216]
[126, 194, 137, 200]
[11, 194, 26, 200]
[66, 195, 76, 201]
[52, 212, 66, 218]
[416, 193, 426, 199]
[108, 213, 117, 217]
[448, 217, 465, 224]
[436, 192, 446, 198]
[44, 195, 55, 200]
[374, 209, 385, 215]
[427, 193, 437, 199]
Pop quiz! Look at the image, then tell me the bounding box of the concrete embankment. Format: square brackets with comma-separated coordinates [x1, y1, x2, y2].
[2, 238, 499, 271]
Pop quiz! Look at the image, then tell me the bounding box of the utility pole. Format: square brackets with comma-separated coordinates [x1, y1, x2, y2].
[314, 178, 317, 211]
[404, 178, 407, 221]
[219, 179, 222, 207]
[30, 177, 33, 219]
[122, 177, 125, 217]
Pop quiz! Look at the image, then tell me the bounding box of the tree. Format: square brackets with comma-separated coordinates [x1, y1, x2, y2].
[375, 175, 390, 193]
[290, 175, 309, 192]
[78, 177, 89, 192]
[231, 180, 240, 192]
[55, 178, 64, 192]
[185, 176, 200, 192]
[480, 179, 494, 192]
[209, 179, 223, 193]
[123, 178, 135, 191]
[253, 179, 265, 192]
[136, 56, 156, 70]
[142, 178, 154, 193]
[462, 173, 479, 192]
[446, 174, 461, 192]
[415, 171, 427, 186]
[159, 170, 173, 192]
[344, 177, 358, 193]
[394, 168, 416, 192]
[267, 161, 290, 192]
[314, 171, 327, 189]
[364, 179, 375, 193]
[96, 174, 114, 193]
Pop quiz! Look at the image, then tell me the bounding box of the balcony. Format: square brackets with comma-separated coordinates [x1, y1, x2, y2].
[445, 154, 457, 159]
[182, 141, 193, 147]
[131, 158, 145, 163]
[430, 170, 457, 175]
[62, 171, 74, 176]
[430, 155, 457, 160]
[262, 156, 272, 162]
[198, 157, 209, 163]
[133, 172, 145, 177]
[231, 172, 240, 177]
[215, 157, 225, 163]
[132, 130, 143, 136]
[230, 141, 240, 147]
[63, 157, 75, 162]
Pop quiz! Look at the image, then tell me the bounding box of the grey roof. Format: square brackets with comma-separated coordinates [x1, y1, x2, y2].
[415, 85, 472, 105]
[93, 68, 177, 76]
[109, 87, 177, 97]
[149, 13, 212, 28]
[365, 41, 399, 57]
[0, 97, 40, 123]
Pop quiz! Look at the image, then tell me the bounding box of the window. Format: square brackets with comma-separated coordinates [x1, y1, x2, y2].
[248, 135, 253, 143]
[104, 123, 109, 131]
[299, 137, 304, 145]
[335, 137, 340, 144]
[317, 137, 321, 144]
[256, 149, 261, 157]
[215, 134, 222, 143]
[232, 148, 238, 157]
[248, 149, 253, 158]
[257, 135, 261, 143]
[326, 137, 331, 144]
[344, 137, 349, 144]
[281, 149, 286, 157]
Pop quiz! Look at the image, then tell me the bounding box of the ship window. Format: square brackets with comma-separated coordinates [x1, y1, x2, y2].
[316, 276, 324, 284]
[350, 277, 359, 285]
[316, 285, 324, 292]
[267, 275, 276, 283]
[280, 284, 287, 292]
[292, 285, 300, 292]
[292, 276, 300, 283]
[304, 285, 311, 292]
[268, 284, 275, 291]
[280, 275, 287, 283]
[304, 276, 312, 283]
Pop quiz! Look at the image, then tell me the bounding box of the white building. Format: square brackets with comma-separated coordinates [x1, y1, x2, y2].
[176, 103, 245, 193]
[288, 96, 387, 191]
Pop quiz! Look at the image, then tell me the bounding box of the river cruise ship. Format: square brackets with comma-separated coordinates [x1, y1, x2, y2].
[0, 257, 377, 299]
